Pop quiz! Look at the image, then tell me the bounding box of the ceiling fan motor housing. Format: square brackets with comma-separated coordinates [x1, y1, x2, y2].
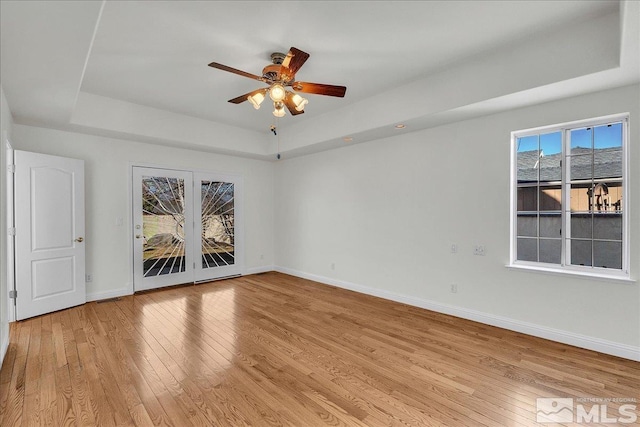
[270, 52, 286, 64]
[263, 52, 288, 81]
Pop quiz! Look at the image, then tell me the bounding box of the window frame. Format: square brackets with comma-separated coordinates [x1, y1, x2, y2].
[509, 113, 630, 280]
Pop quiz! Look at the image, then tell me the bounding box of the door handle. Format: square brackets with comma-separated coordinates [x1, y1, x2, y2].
[74, 237, 84, 243]
[136, 235, 142, 239]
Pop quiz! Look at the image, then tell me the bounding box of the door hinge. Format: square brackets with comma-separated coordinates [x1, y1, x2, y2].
[193, 262, 196, 269]
[8, 227, 15, 236]
[8, 164, 15, 173]
[9, 290, 17, 299]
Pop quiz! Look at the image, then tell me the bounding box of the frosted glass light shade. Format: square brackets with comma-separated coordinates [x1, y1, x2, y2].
[269, 84, 286, 102]
[273, 101, 285, 117]
[291, 93, 308, 111]
[247, 92, 265, 109]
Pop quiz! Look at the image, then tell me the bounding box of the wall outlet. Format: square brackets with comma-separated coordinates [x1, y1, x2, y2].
[331, 263, 335, 270]
[115, 217, 124, 226]
[85, 274, 93, 282]
[450, 283, 457, 293]
[260, 254, 264, 260]
[473, 245, 486, 256]
[450, 244, 457, 254]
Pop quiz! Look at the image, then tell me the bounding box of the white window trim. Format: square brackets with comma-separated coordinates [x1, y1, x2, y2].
[509, 113, 630, 280]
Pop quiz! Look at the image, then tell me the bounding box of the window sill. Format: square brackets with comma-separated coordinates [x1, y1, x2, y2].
[506, 263, 635, 283]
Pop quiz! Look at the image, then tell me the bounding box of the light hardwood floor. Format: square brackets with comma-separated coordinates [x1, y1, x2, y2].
[0, 272, 638, 426]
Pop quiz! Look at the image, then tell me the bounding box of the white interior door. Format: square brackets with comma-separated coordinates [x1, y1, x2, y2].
[14, 150, 85, 320]
[194, 173, 242, 282]
[133, 167, 194, 291]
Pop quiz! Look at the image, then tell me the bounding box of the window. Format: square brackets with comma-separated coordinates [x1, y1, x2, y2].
[511, 114, 629, 278]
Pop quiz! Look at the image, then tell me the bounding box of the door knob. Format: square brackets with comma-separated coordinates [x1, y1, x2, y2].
[74, 237, 84, 243]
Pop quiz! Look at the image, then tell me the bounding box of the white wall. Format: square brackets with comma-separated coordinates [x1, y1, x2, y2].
[11, 125, 274, 301]
[3, 84, 638, 362]
[275, 84, 640, 360]
[1, 86, 14, 361]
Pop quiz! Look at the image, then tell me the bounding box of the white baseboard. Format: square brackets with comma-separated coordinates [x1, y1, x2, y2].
[0, 323, 9, 366]
[245, 265, 275, 275]
[275, 266, 640, 362]
[85, 269, 274, 301]
[86, 286, 131, 302]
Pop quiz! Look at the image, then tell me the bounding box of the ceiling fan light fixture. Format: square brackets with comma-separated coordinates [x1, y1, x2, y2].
[269, 84, 286, 102]
[291, 93, 308, 111]
[209, 47, 346, 118]
[273, 101, 286, 117]
[247, 92, 265, 109]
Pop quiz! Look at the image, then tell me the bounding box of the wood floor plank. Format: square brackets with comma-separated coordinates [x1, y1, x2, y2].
[0, 323, 18, 386]
[1, 322, 27, 427]
[23, 317, 42, 426]
[75, 337, 117, 427]
[1, 272, 639, 426]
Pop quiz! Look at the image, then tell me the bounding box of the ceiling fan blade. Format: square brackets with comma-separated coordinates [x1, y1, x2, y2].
[228, 88, 267, 104]
[292, 82, 347, 97]
[281, 47, 310, 76]
[283, 92, 305, 116]
[208, 62, 265, 82]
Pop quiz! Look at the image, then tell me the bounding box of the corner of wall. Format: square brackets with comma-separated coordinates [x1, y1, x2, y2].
[1, 85, 15, 364]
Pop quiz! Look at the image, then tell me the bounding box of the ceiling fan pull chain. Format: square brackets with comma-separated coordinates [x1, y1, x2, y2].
[276, 117, 281, 160]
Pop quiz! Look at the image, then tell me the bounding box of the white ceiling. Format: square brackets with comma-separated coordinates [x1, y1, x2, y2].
[1, 1, 638, 159]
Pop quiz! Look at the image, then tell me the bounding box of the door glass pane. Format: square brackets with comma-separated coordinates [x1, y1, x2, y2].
[201, 181, 235, 268]
[142, 177, 186, 277]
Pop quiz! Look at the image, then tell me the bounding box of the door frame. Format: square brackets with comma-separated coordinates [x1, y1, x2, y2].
[5, 137, 16, 322]
[129, 163, 244, 293]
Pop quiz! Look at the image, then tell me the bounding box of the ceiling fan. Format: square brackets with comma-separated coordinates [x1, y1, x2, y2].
[208, 47, 347, 118]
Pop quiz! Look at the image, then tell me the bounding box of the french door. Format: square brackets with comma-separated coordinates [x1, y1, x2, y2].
[193, 173, 241, 282]
[132, 167, 242, 291]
